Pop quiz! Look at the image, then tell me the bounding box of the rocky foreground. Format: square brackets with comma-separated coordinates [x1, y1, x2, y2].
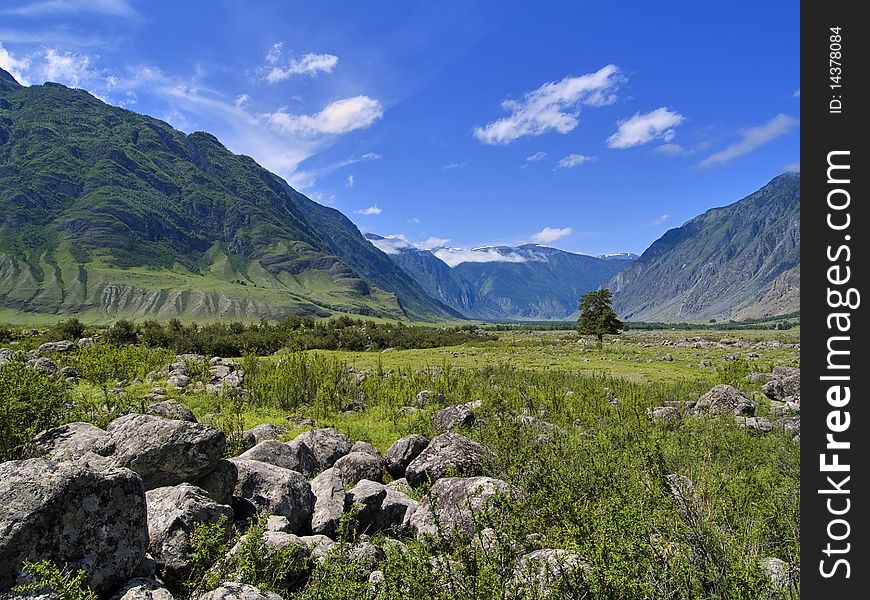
[0, 353, 800, 599]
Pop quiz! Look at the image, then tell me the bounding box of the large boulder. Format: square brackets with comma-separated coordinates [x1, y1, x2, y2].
[333, 451, 385, 486]
[37, 341, 74, 355]
[345, 480, 387, 535]
[28, 423, 108, 461]
[404, 433, 492, 488]
[146, 484, 233, 588]
[238, 440, 318, 477]
[309, 468, 346, 537]
[196, 583, 282, 600]
[409, 476, 509, 540]
[94, 414, 226, 490]
[693, 385, 756, 416]
[384, 435, 429, 479]
[375, 488, 418, 536]
[0, 459, 148, 594]
[763, 367, 800, 401]
[228, 459, 313, 531]
[147, 401, 197, 423]
[110, 578, 175, 600]
[193, 459, 237, 506]
[292, 428, 351, 471]
[245, 424, 287, 445]
[433, 404, 475, 433]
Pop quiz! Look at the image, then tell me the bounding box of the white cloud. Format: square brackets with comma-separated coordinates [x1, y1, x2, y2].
[43, 49, 93, 87]
[556, 154, 593, 169]
[266, 52, 339, 83]
[526, 151, 547, 162]
[415, 237, 450, 250]
[441, 162, 466, 170]
[0, 42, 31, 85]
[408, 217, 421, 224]
[433, 248, 528, 267]
[0, 0, 136, 17]
[473, 64, 623, 145]
[308, 191, 336, 205]
[265, 43, 283, 65]
[645, 214, 669, 226]
[264, 95, 383, 136]
[234, 94, 250, 109]
[699, 113, 799, 168]
[653, 143, 688, 156]
[530, 227, 573, 244]
[346, 174, 354, 188]
[607, 107, 684, 149]
[354, 205, 382, 216]
[361, 152, 381, 160]
[784, 162, 800, 173]
[368, 235, 412, 255]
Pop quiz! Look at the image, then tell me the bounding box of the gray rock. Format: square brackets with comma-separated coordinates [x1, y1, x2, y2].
[94, 414, 226, 490]
[36, 341, 74, 355]
[28, 422, 108, 461]
[513, 549, 588, 597]
[333, 451, 385, 485]
[26, 357, 56, 375]
[736, 416, 773, 433]
[293, 428, 351, 471]
[245, 424, 287, 445]
[405, 433, 492, 488]
[773, 416, 801, 437]
[146, 484, 233, 587]
[762, 557, 797, 589]
[346, 480, 387, 535]
[763, 367, 800, 401]
[648, 406, 681, 425]
[237, 440, 315, 478]
[412, 390, 444, 408]
[166, 374, 190, 389]
[385, 478, 413, 494]
[111, 577, 175, 600]
[223, 532, 308, 589]
[350, 441, 381, 457]
[265, 516, 293, 533]
[0, 459, 148, 594]
[196, 583, 282, 600]
[309, 468, 346, 537]
[375, 488, 418, 536]
[348, 542, 386, 578]
[433, 404, 475, 433]
[297, 535, 335, 564]
[147, 401, 197, 423]
[384, 435, 429, 479]
[229, 459, 313, 531]
[193, 459, 237, 506]
[693, 384, 755, 416]
[409, 476, 509, 540]
[77, 337, 95, 348]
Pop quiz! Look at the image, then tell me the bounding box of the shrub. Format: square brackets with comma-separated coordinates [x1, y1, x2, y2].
[12, 560, 97, 600]
[0, 361, 69, 461]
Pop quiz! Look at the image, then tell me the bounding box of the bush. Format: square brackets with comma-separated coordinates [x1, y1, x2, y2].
[13, 560, 97, 600]
[48, 318, 86, 342]
[0, 361, 69, 461]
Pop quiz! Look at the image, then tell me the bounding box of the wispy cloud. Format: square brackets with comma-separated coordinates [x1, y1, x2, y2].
[407, 217, 421, 224]
[263, 96, 383, 136]
[441, 162, 466, 170]
[644, 214, 669, 226]
[473, 64, 623, 144]
[0, 42, 31, 85]
[354, 205, 382, 216]
[415, 237, 450, 250]
[0, 0, 137, 17]
[526, 151, 547, 162]
[556, 154, 593, 169]
[530, 226, 573, 244]
[607, 107, 684, 149]
[653, 143, 688, 156]
[346, 174, 354, 188]
[699, 113, 799, 168]
[234, 94, 250, 109]
[784, 162, 800, 173]
[433, 248, 528, 267]
[266, 53, 339, 83]
[368, 235, 411, 255]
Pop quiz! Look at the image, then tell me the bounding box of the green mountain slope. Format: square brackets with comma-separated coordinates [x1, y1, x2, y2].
[610, 173, 800, 321]
[0, 68, 457, 322]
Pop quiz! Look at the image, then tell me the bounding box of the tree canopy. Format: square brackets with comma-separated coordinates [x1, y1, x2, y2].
[577, 288, 623, 342]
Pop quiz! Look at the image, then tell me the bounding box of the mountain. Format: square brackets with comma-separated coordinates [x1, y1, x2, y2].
[609, 173, 800, 321]
[366, 235, 635, 320]
[0, 69, 459, 322]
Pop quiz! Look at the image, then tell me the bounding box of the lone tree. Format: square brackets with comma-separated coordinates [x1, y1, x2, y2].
[577, 288, 623, 342]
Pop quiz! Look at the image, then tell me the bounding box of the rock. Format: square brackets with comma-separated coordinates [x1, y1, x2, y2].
[110, 578, 175, 600]
[763, 367, 800, 401]
[375, 488, 418, 536]
[265, 516, 293, 533]
[693, 384, 755, 416]
[146, 484, 233, 587]
[193, 459, 237, 506]
[238, 440, 318, 478]
[297, 535, 335, 564]
[166, 374, 190, 389]
[773, 416, 801, 437]
[293, 428, 351, 471]
[147, 401, 197, 423]
[736, 416, 773, 432]
[94, 414, 226, 490]
[28, 423, 108, 461]
[662, 354, 673, 361]
[196, 583, 282, 600]
[648, 406, 681, 426]
[224, 531, 309, 588]
[513, 549, 588, 597]
[405, 433, 492, 488]
[0, 348, 13, 365]
[433, 404, 475, 433]
[368, 569, 384, 587]
[350, 441, 381, 457]
[78, 337, 95, 348]
[309, 468, 346, 537]
[245, 424, 287, 445]
[412, 389, 445, 408]
[228, 459, 313, 531]
[385, 478, 413, 494]
[26, 357, 56, 375]
[348, 542, 386, 578]
[36, 341, 74, 355]
[346, 480, 387, 535]
[0, 459, 148, 594]
[762, 557, 797, 589]
[409, 476, 509, 540]
[385, 434, 429, 479]
[333, 451, 385, 486]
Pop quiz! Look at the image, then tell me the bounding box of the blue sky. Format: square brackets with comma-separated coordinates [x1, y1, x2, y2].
[0, 0, 799, 257]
